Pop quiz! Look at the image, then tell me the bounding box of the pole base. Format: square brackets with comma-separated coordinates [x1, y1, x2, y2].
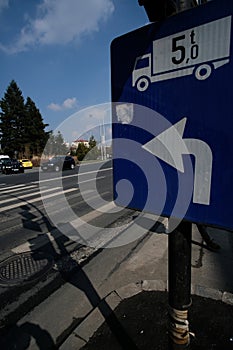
[168, 306, 190, 347]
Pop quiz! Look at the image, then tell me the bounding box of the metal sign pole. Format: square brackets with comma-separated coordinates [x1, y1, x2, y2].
[167, 0, 195, 347]
[137, 0, 200, 347]
[168, 221, 192, 347]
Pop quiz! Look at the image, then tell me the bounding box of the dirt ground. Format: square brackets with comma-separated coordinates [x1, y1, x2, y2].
[81, 291, 233, 350]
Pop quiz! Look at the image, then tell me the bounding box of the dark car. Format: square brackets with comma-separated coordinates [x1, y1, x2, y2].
[41, 156, 75, 172]
[1, 159, 24, 174]
[0, 159, 12, 174]
[10, 159, 24, 174]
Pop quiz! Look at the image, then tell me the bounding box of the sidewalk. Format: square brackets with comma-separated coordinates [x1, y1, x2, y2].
[75, 226, 233, 350]
[0, 224, 232, 349]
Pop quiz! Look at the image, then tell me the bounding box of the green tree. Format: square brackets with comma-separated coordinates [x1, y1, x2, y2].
[89, 135, 97, 149]
[43, 131, 68, 156]
[43, 132, 55, 156]
[85, 135, 100, 160]
[0, 80, 49, 158]
[76, 142, 89, 161]
[24, 97, 49, 157]
[0, 80, 25, 157]
[54, 131, 69, 155]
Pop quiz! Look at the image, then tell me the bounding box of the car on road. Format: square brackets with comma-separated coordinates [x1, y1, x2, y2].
[0, 155, 10, 171]
[40, 156, 75, 172]
[0, 159, 12, 174]
[0, 155, 10, 161]
[10, 159, 25, 174]
[19, 158, 33, 169]
[0, 159, 24, 174]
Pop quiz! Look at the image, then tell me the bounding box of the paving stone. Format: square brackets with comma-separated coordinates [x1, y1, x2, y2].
[115, 282, 142, 300]
[222, 291, 233, 305]
[193, 284, 222, 300]
[142, 279, 166, 291]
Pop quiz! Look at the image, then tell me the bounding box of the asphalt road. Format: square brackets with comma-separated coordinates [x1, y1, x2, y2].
[0, 161, 114, 259]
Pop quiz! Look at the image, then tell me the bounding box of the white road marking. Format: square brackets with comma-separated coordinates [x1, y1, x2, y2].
[34, 167, 112, 184]
[0, 183, 27, 191]
[0, 187, 61, 205]
[0, 184, 38, 194]
[0, 187, 78, 213]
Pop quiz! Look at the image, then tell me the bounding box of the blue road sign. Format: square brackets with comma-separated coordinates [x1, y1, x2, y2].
[111, 0, 233, 231]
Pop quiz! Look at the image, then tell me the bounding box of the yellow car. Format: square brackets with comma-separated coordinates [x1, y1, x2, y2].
[20, 159, 33, 169]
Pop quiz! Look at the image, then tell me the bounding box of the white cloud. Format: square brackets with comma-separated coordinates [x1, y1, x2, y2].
[47, 102, 62, 111]
[1, 0, 114, 53]
[62, 97, 77, 109]
[48, 97, 78, 111]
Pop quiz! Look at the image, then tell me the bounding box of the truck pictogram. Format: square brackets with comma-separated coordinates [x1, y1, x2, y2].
[132, 16, 231, 91]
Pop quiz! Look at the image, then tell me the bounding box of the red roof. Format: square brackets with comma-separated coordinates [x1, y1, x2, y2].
[73, 139, 88, 142]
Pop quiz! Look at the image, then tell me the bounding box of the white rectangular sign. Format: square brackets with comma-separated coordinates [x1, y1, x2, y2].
[132, 16, 231, 90]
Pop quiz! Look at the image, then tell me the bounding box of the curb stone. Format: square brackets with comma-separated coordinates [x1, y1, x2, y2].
[222, 291, 233, 305]
[192, 284, 233, 304]
[73, 291, 123, 343]
[192, 284, 223, 301]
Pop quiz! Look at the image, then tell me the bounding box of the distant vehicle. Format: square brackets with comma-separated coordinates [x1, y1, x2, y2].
[0, 155, 10, 161]
[0, 159, 10, 172]
[0, 159, 12, 174]
[20, 159, 33, 169]
[10, 159, 24, 174]
[40, 156, 75, 172]
[1, 159, 24, 174]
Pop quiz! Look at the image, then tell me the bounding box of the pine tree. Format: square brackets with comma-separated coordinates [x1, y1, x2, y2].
[43, 131, 55, 156]
[0, 80, 25, 157]
[54, 131, 68, 155]
[0, 80, 49, 158]
[24, 97, 49, 156]
[43, 131, 68, 156]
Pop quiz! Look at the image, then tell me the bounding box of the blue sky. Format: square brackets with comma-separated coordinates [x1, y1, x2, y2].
[0, 0, 148, 142]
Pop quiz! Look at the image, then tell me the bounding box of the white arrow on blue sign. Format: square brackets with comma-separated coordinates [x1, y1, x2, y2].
[111, 0, 233, 231]
[142, 118, 213, 205]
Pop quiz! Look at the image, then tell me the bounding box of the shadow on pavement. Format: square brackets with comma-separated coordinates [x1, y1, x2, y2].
[0, 322, 55, 350]
[1, 194, 233, 349]
[0, 201, 140, 350]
